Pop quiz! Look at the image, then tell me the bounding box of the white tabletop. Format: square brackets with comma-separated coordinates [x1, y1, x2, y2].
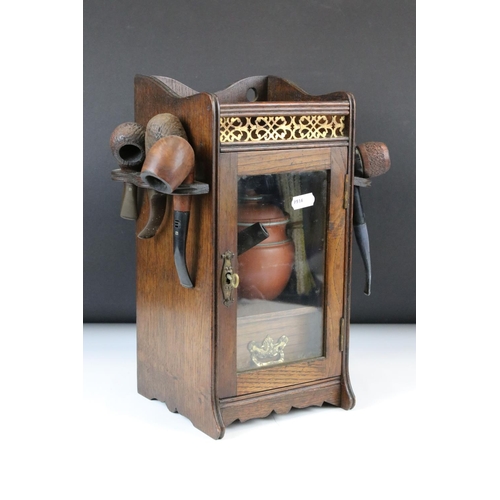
[81, 323, 416, 498]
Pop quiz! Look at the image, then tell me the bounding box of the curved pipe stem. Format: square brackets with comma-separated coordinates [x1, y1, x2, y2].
[353, 186, 371, 296]
[172, 210, 193, 288]
[137, 189, 167, 240]
[172, 171, 194, 287]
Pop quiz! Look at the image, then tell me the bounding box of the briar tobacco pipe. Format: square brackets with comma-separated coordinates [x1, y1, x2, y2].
[354, 142, 391, 295]
[137, 113, 194, 240]
[109, 122, 146, 220]
[140, 113, 196, 288]
[136, 113, 190, 240]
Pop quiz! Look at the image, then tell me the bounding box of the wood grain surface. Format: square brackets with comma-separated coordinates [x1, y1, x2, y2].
[133, 75, 356, 437]
[220, 378, 341, 426]
[134, 75, 224, 439]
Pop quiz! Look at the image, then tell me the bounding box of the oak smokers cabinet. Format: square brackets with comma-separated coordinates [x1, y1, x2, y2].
[110, 75, 390, 439]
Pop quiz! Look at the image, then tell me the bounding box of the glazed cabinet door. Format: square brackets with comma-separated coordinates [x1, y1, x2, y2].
[217, 147, 349, 398]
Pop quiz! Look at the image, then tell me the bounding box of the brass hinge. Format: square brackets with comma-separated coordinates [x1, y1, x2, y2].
[339, 317, 345, 352]
[343, 175, 350, 209]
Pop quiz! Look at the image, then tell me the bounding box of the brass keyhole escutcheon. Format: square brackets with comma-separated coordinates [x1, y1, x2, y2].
[221, 251, 238, 307]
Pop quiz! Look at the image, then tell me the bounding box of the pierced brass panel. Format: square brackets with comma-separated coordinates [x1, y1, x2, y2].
[220, 115, 345, 143]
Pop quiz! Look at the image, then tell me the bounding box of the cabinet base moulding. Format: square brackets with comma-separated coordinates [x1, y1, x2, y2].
[219, 378, 342, 426]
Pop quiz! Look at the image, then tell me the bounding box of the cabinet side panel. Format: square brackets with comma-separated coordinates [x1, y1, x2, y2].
[134, 75, 222, 438]
[340, 93, 356, 410]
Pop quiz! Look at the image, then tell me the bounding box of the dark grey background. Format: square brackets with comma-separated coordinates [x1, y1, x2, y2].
[83, 0, 415, 323]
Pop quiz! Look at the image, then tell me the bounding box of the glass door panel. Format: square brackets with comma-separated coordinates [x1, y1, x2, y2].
[236, 170, 328, 372]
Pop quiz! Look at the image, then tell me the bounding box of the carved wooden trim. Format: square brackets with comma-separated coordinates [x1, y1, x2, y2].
[220, 378, 341, 426]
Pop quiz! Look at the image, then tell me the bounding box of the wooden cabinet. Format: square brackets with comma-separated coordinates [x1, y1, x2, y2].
[117, 75, 366, 439]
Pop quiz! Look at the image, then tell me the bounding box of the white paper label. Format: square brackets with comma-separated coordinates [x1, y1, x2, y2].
[291, 192, 315, 210]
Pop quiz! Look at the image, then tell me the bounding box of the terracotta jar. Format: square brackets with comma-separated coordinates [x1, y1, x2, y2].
[237, 194, 294, 300]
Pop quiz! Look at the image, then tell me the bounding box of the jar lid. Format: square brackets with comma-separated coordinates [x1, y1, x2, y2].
[238, 192, 288, 224]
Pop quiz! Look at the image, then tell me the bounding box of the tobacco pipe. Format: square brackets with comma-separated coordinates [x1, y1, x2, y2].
[140, 113, 196, 288]
[109, 122, 146, 220]
[136, 112, 189, 240]
[136, 187, 168, 240]
[354, 142, 390, 295]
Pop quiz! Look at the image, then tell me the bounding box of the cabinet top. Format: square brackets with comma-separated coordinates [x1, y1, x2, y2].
[135, 75, 354, 151]
[149, 75, 353, 106]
